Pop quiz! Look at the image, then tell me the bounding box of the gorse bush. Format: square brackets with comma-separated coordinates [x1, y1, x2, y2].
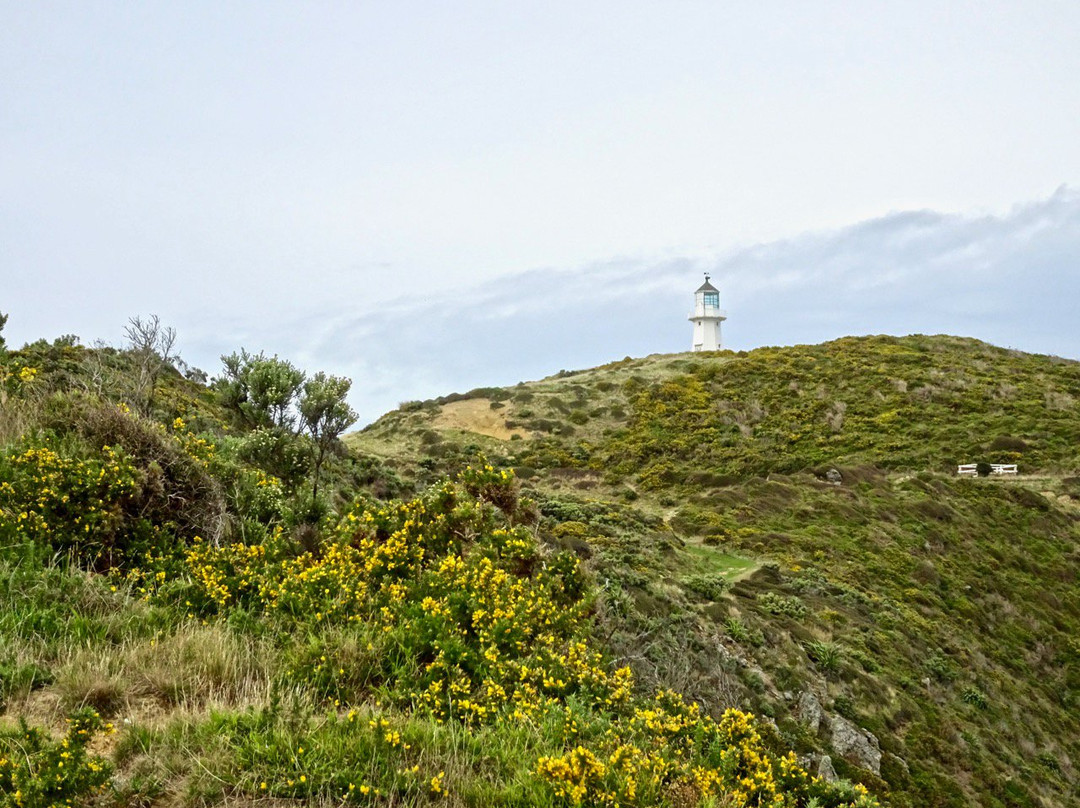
[0, 401, 232, 569]
[0, 442, 148, 568]
[123, 467, 874, 807]
[534, 700, 862, 808]
[0, 708, 113, 808]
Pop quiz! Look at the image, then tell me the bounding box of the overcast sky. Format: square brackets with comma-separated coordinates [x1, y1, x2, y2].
[2, 2, 1079, 423]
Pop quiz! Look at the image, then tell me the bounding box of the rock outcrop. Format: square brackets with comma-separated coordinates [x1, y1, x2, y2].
[796, 690, 824, 735]
[817, 754, 839, 782]
[829, 714, 882, 775]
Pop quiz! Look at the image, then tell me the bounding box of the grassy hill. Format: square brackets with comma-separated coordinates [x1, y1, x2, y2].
[1, 329, 1077, 808]
[350, 335, 1080, 808]
[0, 328, 876, 808]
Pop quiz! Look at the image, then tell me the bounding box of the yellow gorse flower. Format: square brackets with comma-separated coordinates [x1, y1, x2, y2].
[146, 466, 875, 808]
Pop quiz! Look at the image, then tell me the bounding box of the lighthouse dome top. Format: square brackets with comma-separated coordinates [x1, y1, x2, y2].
[695, 276, 719, 294]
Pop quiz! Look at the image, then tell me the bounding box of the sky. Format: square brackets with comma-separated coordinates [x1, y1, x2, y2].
[2, 2, 1079, 423]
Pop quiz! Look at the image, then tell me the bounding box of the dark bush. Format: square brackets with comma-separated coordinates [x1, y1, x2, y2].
[529, 418, 562, 434]
[547, 397, 570, 414]
[988, 435, 1029, 452]
[466, 386, 510, 402]
[43, 395, 227, 546]
[419, 429, 443, 446]
[915, 500, 954, 522]
[1009, 487, 1050, 511]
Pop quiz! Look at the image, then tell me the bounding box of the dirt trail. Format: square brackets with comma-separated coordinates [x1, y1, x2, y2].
[433, 399, 529, 440]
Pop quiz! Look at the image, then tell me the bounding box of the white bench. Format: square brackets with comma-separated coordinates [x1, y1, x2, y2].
[957, 463, 1018, 476]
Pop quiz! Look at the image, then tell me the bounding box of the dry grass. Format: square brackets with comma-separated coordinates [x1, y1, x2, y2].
[0, 394, 37, 445]
[431, 398, 528, 440]
[53, 623, 275, 718]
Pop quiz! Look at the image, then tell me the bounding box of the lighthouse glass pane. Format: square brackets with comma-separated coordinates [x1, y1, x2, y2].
[704, 292, 719, 308]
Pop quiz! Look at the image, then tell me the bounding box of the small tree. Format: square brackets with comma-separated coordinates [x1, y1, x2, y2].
[299, 372, 358, 502]
[218, 351, 305, 430]
[0, 311, 8, 355]
[246, 357, 305, 430]
[218, 349, 256, 416]
[217, 353, 357, 507]
[123, 314, 178, 415]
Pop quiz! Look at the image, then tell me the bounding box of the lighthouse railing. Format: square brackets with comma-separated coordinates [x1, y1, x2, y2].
[688, 308, 728, 319]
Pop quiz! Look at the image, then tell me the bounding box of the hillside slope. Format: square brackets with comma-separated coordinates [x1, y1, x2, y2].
[351, 335, 1080, 808]
[0, 328, 877, 808]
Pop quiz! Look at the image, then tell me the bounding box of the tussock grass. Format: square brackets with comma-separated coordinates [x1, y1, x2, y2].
[0, 397, 37, 446]
[54, 624, 275, 716]
[129, 624, 274, 709]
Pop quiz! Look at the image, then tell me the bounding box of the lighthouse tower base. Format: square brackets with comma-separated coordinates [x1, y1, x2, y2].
[690, 317, 722, 351]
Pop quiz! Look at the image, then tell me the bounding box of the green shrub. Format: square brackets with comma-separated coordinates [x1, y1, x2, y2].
[724, 617, 749, 642]
[231, 427, 310, 488]
[961, 687, 989, 709]
[833, 694, 858, 721]
[757, 592, 808, 619]
[805, 640, 843, 674]
[925, 652, 957, 683]
[1037, 751, 1061, 773]
[0, 709, 113, 808]
[724, 617, 764, 647]
[681, 573, 730, 601]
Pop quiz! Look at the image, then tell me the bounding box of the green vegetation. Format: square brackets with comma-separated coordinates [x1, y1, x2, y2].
[0, 316, 875, 808]
[351, 334, 1080, 808]
[217, 348, 358, 505]
[0, 708, 113, 808]
[3, 319, 1079, 807]
[595, 335, 1080, 481]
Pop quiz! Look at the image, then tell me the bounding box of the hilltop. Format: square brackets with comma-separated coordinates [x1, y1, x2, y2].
[0, 327, 1077, 808]
[351, 334, 1080, 808]
[355, 334, 1080, 479]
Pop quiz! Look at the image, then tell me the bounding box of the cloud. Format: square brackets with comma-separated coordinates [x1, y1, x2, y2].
[71, 187, 1080, 426]
[334, 187, 1080, 422]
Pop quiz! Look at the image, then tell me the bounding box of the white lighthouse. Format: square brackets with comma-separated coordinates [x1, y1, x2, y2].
[688, 274, 726, 351]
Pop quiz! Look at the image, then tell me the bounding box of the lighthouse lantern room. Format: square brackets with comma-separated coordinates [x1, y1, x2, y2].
[688, 274, 726, 351]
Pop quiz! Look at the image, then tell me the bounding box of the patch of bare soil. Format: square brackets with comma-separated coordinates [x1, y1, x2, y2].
[433, 399, 528, 441]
